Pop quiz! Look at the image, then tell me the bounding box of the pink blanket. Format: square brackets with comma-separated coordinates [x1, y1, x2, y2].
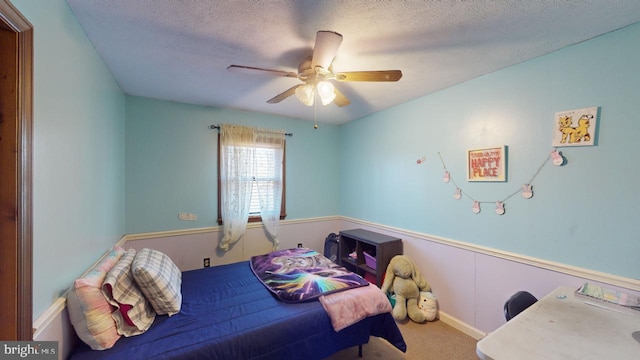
[319, 284, 392, 331]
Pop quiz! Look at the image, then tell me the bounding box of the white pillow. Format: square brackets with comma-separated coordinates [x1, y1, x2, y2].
[131, 248, 182, 316]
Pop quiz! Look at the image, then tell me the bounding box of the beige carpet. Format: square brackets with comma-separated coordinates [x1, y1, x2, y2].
[325, 319, 478, 360]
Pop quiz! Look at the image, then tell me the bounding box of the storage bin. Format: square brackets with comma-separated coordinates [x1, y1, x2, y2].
[363, 252, 376, 269]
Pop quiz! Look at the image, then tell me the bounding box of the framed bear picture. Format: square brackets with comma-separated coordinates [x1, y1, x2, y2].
[552, 107, 599, 147]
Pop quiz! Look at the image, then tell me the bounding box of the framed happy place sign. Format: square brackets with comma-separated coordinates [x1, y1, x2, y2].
[467, 146, 507, 182]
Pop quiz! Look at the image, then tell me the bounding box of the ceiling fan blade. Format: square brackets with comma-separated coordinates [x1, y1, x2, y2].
[333, 86, 350, 107]
[267, 84, 303, 104]
[311, 31, 343, 70]
[227, 65, 298, 78]
[334, 70, 402, 82]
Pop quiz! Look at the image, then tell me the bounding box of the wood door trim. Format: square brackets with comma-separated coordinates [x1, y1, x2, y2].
[0, 0, 33, 340]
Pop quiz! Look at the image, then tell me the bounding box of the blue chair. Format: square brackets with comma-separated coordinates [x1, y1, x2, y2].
[504, 291, 537, 321]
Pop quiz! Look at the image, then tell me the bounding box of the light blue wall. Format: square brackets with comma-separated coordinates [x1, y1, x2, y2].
[340, 22, 640, 280]
[16, 0, 639, 320]
[13, 0, 126, 319]
[125, 96, 340, 234]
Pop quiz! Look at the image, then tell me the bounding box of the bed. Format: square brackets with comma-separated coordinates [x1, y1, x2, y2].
[68, 258, 407, 360]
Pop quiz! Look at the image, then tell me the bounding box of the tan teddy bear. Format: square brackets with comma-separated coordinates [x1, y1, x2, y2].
[380, 255, 431, 323]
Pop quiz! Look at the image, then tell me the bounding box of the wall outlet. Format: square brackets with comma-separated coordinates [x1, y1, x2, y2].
[297, 243, 302, 248]
[203, 258, 210, 267]
[179, 212, 198, 221]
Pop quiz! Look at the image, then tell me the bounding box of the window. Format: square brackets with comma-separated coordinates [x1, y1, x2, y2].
[217, 134, 286, 224]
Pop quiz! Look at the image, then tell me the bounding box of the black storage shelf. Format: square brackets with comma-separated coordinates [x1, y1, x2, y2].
[338, 229, 403, 287]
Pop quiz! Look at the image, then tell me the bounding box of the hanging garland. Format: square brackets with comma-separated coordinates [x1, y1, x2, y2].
[417, 149, 565, 215]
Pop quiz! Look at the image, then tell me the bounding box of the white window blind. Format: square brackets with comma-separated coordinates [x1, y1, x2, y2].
[249, 145, 281, 215]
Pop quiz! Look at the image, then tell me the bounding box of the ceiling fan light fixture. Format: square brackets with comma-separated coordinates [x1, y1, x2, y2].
[295, 84, 315, 106]
[228, 30, 400, 108]
[317, 81, 336, 105]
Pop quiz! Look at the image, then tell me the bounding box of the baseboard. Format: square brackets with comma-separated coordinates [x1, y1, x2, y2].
[123, 216, 341, 241]
[123, 226, 217, 241]
[437, 311, 486, 340]
[32, 297, 65, 339]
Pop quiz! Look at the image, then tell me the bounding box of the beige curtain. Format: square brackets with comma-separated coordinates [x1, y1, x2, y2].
[218, 124, 285, 251]
[218, 124, 255, 251]
[254, 129, 285, 250]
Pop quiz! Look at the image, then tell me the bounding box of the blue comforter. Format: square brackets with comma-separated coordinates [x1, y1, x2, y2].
[68, 261, 406, 360]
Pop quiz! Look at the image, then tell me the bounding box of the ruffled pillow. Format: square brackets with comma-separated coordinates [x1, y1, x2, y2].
[103, 248, 156, 336]
[67, 246, 125, 350]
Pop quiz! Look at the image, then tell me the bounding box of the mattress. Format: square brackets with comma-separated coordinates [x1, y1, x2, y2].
[68, 261, 406, 360]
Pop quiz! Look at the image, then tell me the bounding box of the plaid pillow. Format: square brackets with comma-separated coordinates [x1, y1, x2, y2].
[103, 248, 156, 336]
[131, 248, 182, 316]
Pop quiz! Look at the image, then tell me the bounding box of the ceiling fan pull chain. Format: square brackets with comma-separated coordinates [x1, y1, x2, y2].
[314, 94, 318, 129]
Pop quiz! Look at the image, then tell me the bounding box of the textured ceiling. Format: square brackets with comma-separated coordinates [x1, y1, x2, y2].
[66, 0, 640, 125]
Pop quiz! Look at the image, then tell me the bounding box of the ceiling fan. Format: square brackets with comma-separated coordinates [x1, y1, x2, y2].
[227, 30, 402, 107]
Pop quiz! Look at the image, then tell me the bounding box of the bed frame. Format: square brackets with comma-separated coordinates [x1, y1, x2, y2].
[64, 261, 406, 359]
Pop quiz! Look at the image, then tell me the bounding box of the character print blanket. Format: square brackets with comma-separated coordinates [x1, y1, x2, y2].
[250, 248, 369, 303]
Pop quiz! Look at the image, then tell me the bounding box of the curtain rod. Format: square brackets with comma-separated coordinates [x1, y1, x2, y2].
[209, 124, 293, 137]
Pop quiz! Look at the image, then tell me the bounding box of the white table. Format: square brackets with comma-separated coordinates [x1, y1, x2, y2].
[476, 286, 640, 360]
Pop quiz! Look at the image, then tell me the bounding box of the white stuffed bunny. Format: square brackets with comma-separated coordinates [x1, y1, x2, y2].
[418, 291, 437, 321]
